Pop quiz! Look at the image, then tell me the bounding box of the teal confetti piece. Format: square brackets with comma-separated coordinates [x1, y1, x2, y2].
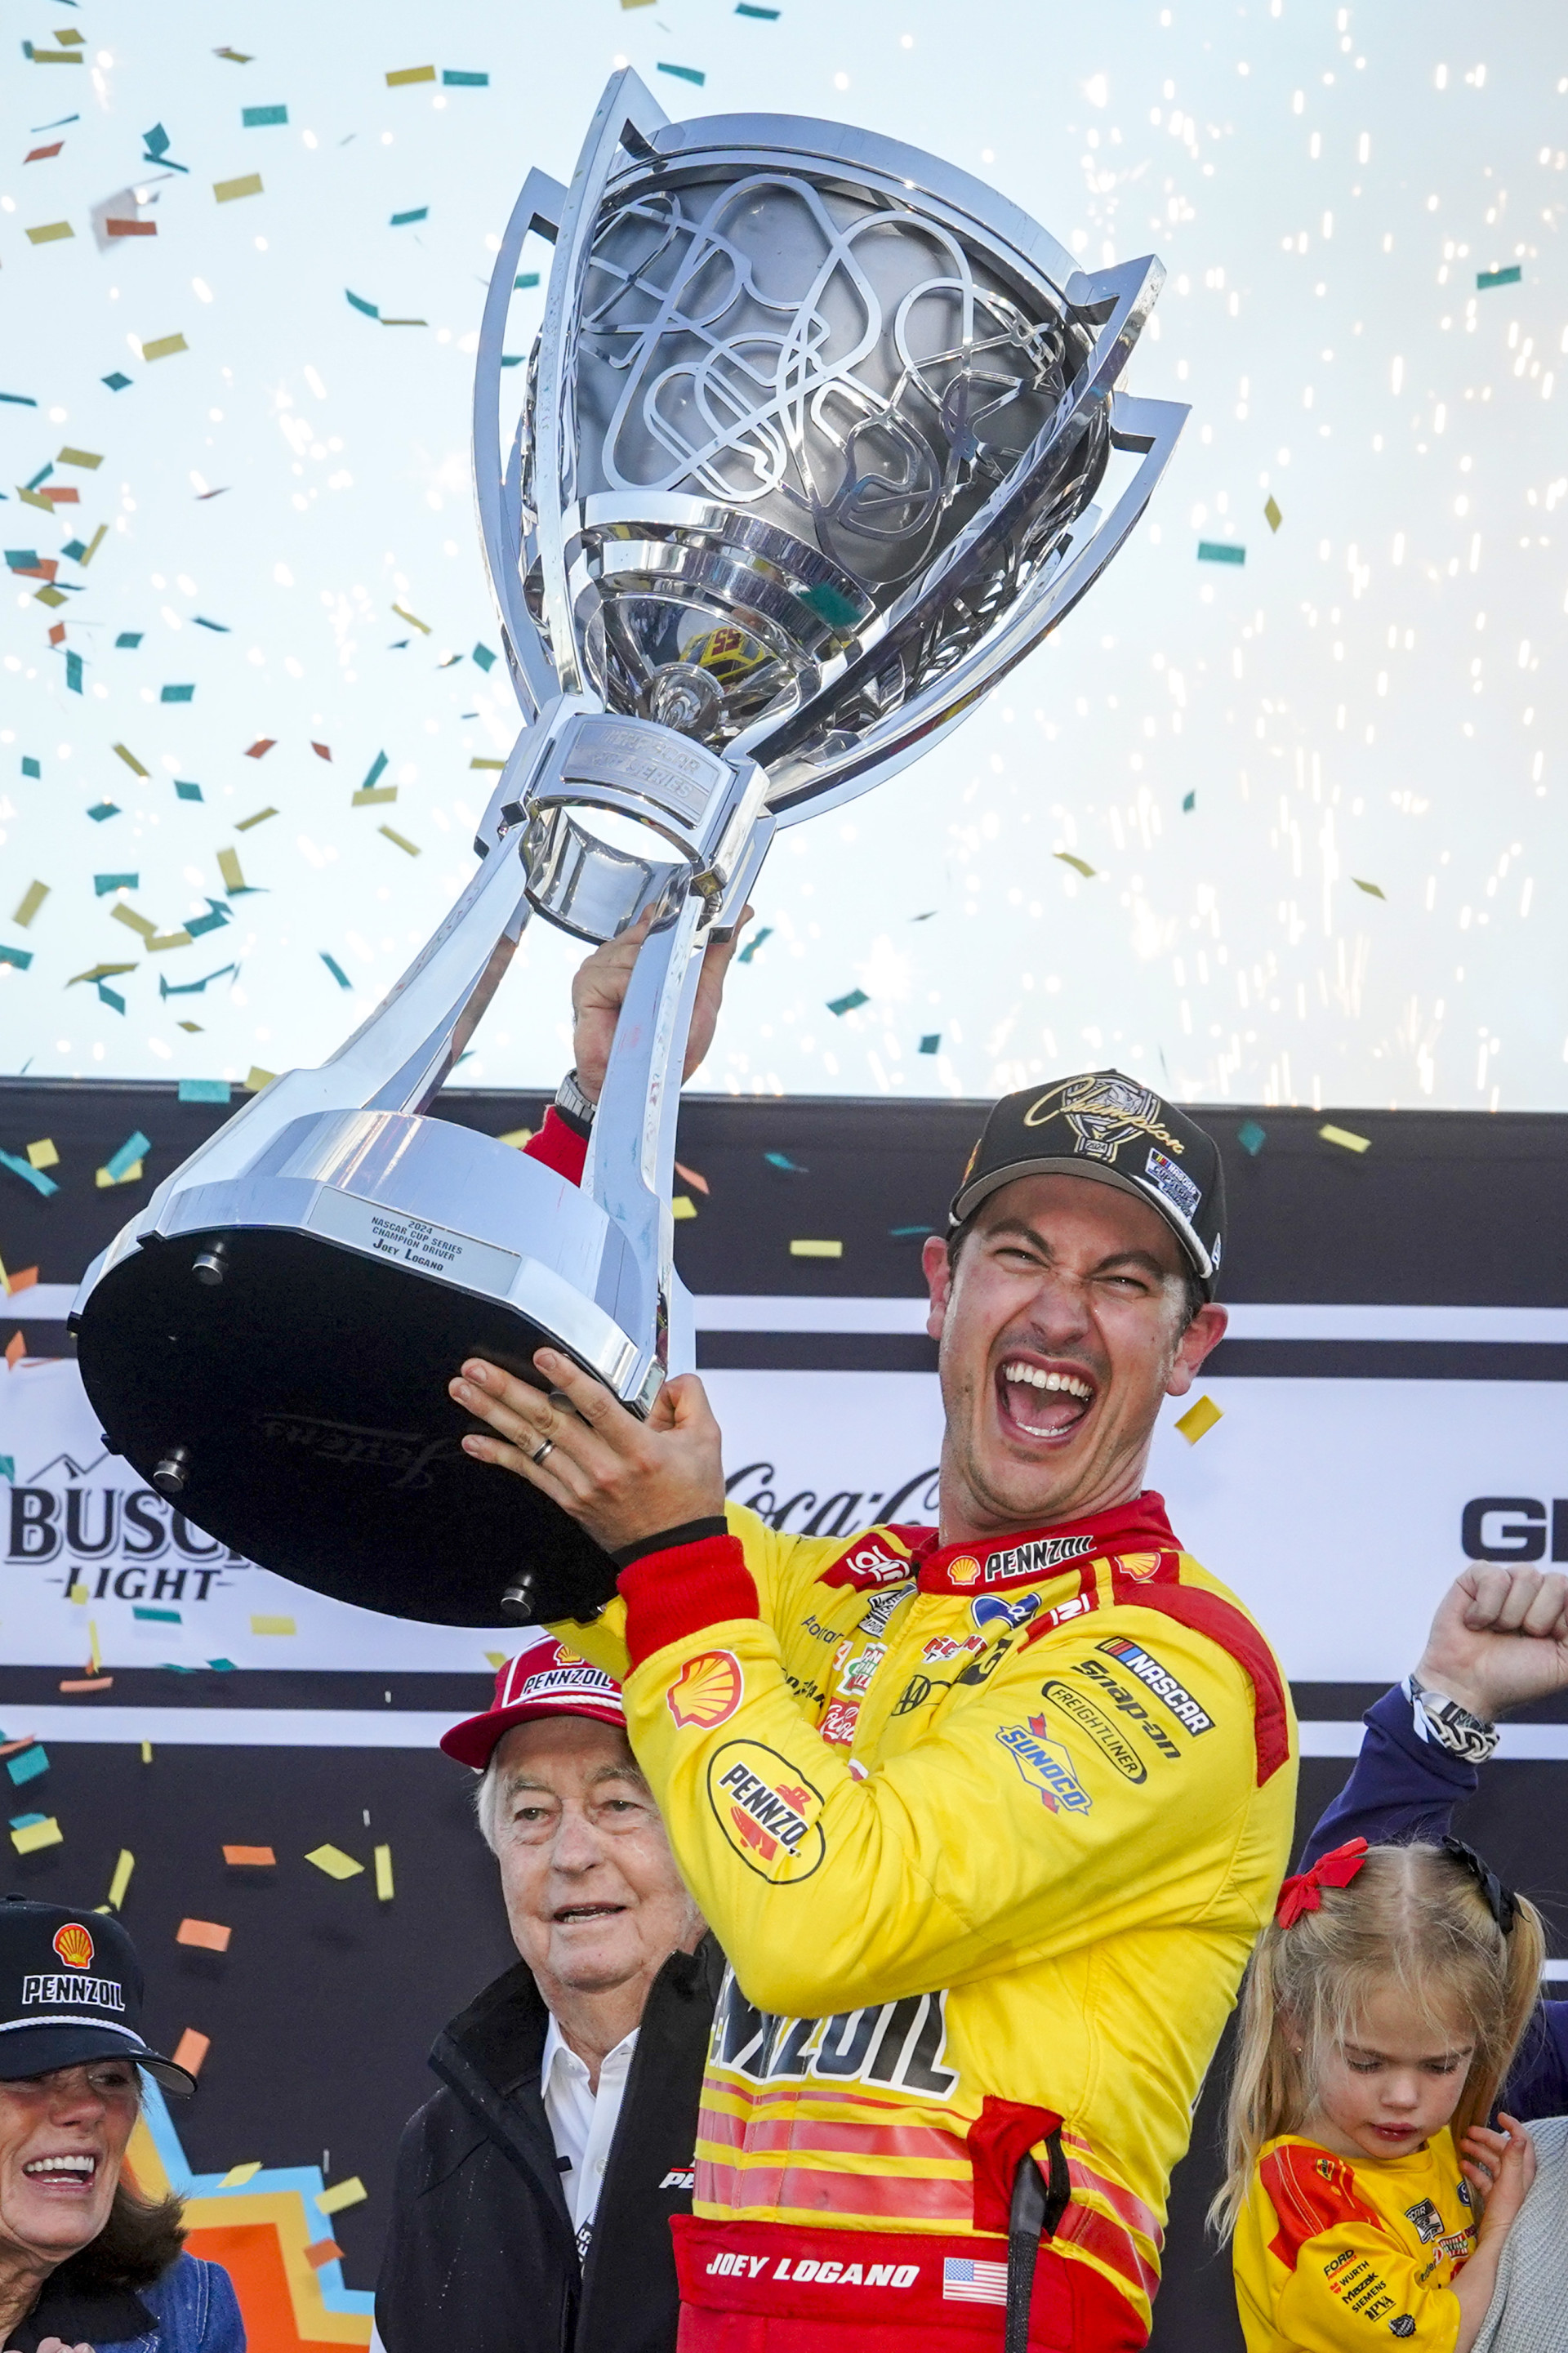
[737, 925, 773, 964]
[361, 750, 389, 791]
[185, 899, 231, 938]
[242, 103, 287, 127]
[889, 1223, 933, 1237]
[1236, 1120, 1267, 1157]
[441, 69, 488, 86]
[471, 643, 497, 671]
[65, 651, 82, 694]
[390, 207, 429, 226]
[802, 581, 863, 629]
[94, 872, 138, 895]
[0, 1148, 53, 1192]
[826, 987, 869, 1015]
[177, 1078, 230, 1103]
[160, 683, 194, 703]
[60, 540, 87, 563]
[918, 1033, 940, 1054]
[134, 1604, 180, 1623]
[193, 616, 229, 633]
[0, 394, 39, 409]
[174, 780, 203, 802]
[0, 1459, 12, 1482]
[1196, 541, 1245, 566]
[105, 1129, 151, 1184]
[209, 1659, 237, 1672]
[158, 962, 237, 999]
[22, 759, 42, 779]
[1477, 264, 1522, 289]
[0, 949, 34, 976]
[737, 3, 781, 14]
[8, 1815, 47, 1832]
[26, 465, 54, 492]
[321, 951, 352, 990]
[514, 271, 540, 290]
[657, 62, 706, 84]
[764, 1151, 805, 1173]
[1182, 790, 1196, 812]
[5, 552, 41, 573]
[87, 802, 118, 821]
[345, 290, 379, 318]
[500, 355, 524, 368]
[6, 1746, 47, 1788]
[115, 632, 143, 648]
[102, 372, 131, 391]
[96, 982, 125, 1014]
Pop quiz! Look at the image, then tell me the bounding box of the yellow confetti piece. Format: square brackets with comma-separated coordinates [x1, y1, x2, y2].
[234, 807, 277, 832]
[89, 1619, 100, 1673]
[52, 27, 85, 43]
[671, 1194, 697, 1221]
[1320, 1124, 1371, 1154]
[67, 1582, 88, 1604]
[1264, 494, 1283, 533]
[390, 601, 430, 632]
[317, 2175, 368, 2216]
[112, 743, 150, 777]
[1174, 1395, 1223, 1446]
[305, 1844, 363, 1880]
[110, 903, 158, 940]
[244, 1066, 276, 1092]
[57, 446, 103, 470]
[221, 2161, 262, 2187]
[213, 173, 263, 203]
[790, 1239, 843, 1259]
[496, 1127, 532, 1148]
[107, 1849, 134, 1910]
[353, 787, 398, 807]
[78, 523, 107, 567]
[95, 1161, 143, 1188]
[483, 1651, 507, 1669]
[25, 1139, 57, 1170]
[1352, 878, 1386, 899]
[1054, 852, 1096, 878]
[140, 1741, 154, 1764]
[378, 825, 420, 856]
[13, 883, 49, 929]
[249, 1614, 296, 1636]
[216, 848, 249, 894]
[469, 757, 506, 769]
[148, 930, 194, 952]
[385, 65, 437, 85]
[140, 332, 189, 362]
[11, 1818, 61, 1855]
[25, 221, 74, 245]
[33, 582, 67, 603]
[374, 1843, 394, 1902]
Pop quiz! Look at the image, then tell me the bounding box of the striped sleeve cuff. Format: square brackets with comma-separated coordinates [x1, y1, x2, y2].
[617, 1532, 759, 1668]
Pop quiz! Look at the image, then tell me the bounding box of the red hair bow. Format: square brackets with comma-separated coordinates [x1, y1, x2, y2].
[1275, 1838, 1369, 1928]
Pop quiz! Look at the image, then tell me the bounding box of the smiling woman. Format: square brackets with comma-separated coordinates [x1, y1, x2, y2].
[0, 1899, 243, 2353]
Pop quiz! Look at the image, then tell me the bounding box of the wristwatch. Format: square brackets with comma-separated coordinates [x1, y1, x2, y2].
[1405, 1673, 1499, 1763]
[554, 1067, 597, 1136]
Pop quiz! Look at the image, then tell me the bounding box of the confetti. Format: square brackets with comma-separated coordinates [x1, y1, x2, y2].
[1174, 1395, 1223, 1445]
[213, 173, 263, 204]
[105, 1130, 152, 1184]
[171, 2029, 209, 2076]
[245, 1066, 276, 1091]
[472, 642, 497, 669]
[243, 738, 275, 760]
[216, 849, 250, 894]
[220, 2162, 262, 2187]
[12, 883, 49, 929]
[249, 1615, 296, 1635]
[317, 2177, 368, 2217]
[826, 988, 869, 1015]
[311, 742, 332, 760]
[161, 684, 195, 704]
[1236, 1119, 1267, 1156]
[2, 1335, 23, 1371]
[764, 1151, 805, 1173]
[107, 1850, 134, 1909]
[443, 70, 488, 87]
[140, 334, 189, 363]
[1182, 791, 1196, 812]
[1352, 878, 1386, 899]
[241, 105, 288, 127]
[306, 2240, 345, 2271]
[374, 1844, 394, 1902]
[390, 207, 428, 227]
[674, 1161, 709, 1194]
[737, 4, 782, 15]
[1263, 495, 1283, 533]
[390, 604, 430, 634]
[24, 1140, 57, 1170]
[234, 807, 277, 831]
[657, 64, 706, 85]
[790, 1239, 842, 1259]
[24, 222, 74, 246]
[178, 1078, 231, 1103]
[672, 1195, 697, 1221]
[59, 1677, 112, 1693]
[305, 1844, 363, 1880]
[918, 1034, 939, 1054]
[385, 66, 436, 87]
[112, 743, 150, 778]
[141, 1742, 153, 1764]
[6, 1745, 47, 1788]
[223, 1846, 276, 1867]
[0, 949, 33, 974]
[1319, 1123, 1371, 1155]
[497, 1127, 532, 1148]
[24, 143, 64, 163]
[87, 802, 119, 821]
[379, 825, 420, 855]
[176, 1918, 232, 1953]
[10, 1818, 61, 1855]
[737, 925, 773, 964]
[214, 48, 254, 64]
[1477, 265, 1521, 290]
[1054, 852, 1096, 877]
[320, 952, 352, 989]
[0, 1152, 56, 1199]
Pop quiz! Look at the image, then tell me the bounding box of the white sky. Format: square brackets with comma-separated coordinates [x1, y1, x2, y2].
[1, 0, 1563, 1112]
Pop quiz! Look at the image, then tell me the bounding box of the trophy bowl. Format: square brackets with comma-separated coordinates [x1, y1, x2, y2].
[70, 75, 1185, 1630]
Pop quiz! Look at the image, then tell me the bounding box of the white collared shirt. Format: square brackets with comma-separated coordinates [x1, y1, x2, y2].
[541, 2013, 639, 2240]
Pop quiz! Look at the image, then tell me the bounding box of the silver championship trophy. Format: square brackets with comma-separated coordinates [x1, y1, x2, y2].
[71, 73, 1185, 1627]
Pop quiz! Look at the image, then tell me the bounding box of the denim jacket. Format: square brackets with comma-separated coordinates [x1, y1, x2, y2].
[10, 2251, 245, 2352]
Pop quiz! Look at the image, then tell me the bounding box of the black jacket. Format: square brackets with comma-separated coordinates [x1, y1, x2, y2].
[376, 1937, 724, 2353]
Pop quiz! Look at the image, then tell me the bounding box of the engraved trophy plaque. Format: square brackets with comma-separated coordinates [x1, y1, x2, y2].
[70, 72, 1186, 1627]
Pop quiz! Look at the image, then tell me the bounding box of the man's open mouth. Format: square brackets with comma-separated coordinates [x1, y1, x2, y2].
[552, 1904, 626, 1925]
[996, 1359, 1097, 1442]
[23, 2154, 97, 2186]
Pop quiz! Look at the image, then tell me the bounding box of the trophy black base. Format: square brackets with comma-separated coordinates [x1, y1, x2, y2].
[74, 1227, 622, 1628]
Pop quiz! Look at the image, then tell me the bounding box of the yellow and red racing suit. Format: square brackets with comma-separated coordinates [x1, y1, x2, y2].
[1233, 2129, 1475, 2351]
[553, 1488, 1297, 2351]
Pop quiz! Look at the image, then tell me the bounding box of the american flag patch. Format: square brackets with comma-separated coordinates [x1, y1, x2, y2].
[942, 2257, 1009, 2306]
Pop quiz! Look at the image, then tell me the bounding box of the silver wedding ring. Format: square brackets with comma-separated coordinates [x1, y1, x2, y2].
[531, 1439, 555, 1467]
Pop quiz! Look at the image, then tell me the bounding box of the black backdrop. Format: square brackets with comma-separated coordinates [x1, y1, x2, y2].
[2, 1075, 1567, 2351]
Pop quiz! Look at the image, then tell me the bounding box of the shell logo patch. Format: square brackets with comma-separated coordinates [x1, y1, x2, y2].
[1116, 1551, 1164, 1581]
[666, 1651, 743, 1731]
[706, 1740, 826, 1883]
[52, 1923, 94, 1971]
[946, 1554, 982, 1587]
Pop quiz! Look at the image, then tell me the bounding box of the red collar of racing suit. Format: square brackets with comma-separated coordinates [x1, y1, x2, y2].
[853, 1491, 1181, 1595]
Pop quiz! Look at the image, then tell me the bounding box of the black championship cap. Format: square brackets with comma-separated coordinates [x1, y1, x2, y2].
[949, 1070, 1226, 1296]
[0, 1898, 195, 2095]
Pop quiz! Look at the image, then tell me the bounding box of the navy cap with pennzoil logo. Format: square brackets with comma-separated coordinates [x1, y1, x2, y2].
[0, 1897, 196, 2094]
[949, 1070, 1226, 1297]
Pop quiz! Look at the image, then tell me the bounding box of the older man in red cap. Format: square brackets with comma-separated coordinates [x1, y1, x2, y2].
[374, 1636, 722, 2353]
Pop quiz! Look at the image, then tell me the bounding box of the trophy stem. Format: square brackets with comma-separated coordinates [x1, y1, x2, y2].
[582, 894, 708, 1371]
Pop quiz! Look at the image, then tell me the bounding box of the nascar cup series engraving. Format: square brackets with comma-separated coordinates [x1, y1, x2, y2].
[70, 73, 1184, 1629]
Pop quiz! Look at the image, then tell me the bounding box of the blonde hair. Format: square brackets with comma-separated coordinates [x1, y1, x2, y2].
[1211, 1841, 1545, 2239]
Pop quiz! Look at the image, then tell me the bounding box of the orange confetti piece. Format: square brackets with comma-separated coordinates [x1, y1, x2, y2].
[176, 1918, 232, 1953]
[674, 1161, 710, 1195]
[243, 738, 275, 760]
[4, 1334, 24, 1371]
[305, 2239, 345, 2271]
[222, 1844, 275, 1868]
[310, 742, 332, 760]
[59, 1677, 114, 1693]
[172, 2029, 209, 2076]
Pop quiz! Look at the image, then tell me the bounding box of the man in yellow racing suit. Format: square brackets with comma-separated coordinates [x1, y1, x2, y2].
[453, 1014, 1296, 2353]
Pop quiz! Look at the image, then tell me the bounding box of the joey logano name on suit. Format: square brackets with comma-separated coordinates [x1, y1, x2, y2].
[705, 2252, 920, 2288]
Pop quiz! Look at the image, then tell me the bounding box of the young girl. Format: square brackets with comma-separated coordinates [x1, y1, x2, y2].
[1215, 1836, 1545, 2353]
